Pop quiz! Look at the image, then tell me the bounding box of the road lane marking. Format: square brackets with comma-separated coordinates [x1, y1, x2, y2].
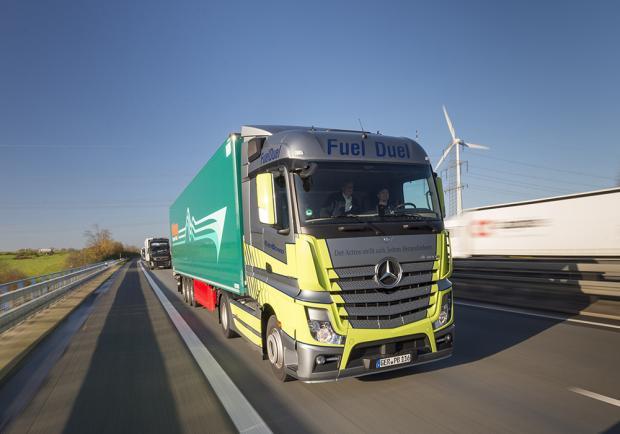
[139, 263, 272, 434]
[455, 301, 620, 330]
[570, 388, 620, 408]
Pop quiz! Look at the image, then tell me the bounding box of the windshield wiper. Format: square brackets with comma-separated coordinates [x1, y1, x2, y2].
[402, 222, 439, 232]
[384, 212, 439, 221]
[380, 212, 441, 232]
[336, 214, 386, 235]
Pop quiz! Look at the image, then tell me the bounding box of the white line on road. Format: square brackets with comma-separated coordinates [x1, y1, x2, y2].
[139, 262, 272, 434]
[570, 388, 620, 408]
[455, 301, 620, 330]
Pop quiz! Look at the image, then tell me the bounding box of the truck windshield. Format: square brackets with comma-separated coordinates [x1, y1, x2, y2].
[151, 243, 169, 251]
[293, 162, 441, 225]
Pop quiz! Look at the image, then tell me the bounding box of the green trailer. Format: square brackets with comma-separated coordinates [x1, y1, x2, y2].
[169, 135, 245, 295]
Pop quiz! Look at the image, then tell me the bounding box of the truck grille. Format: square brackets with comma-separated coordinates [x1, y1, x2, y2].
[330, 261, 436, 329]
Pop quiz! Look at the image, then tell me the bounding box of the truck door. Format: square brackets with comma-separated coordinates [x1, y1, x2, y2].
[242, 168, 295, 293]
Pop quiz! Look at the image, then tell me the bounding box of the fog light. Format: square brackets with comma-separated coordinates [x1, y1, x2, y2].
[316, 355, 326, 365]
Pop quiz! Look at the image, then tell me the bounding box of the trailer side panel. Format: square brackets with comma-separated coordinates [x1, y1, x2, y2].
[169, 136, 246, 294]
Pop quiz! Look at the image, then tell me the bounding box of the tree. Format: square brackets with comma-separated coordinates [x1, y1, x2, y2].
[66, 225, 126, 267]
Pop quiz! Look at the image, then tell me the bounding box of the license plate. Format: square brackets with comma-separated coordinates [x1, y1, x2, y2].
[375, 353, 412, 369]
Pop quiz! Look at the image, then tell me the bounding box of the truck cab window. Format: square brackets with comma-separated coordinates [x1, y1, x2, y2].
[274, 174, 290, 230]
[294, 162, 440, 224]
[403, 178, 433, 210]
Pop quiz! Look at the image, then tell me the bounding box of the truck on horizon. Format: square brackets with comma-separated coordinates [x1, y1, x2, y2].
[143, 237, 171, 270]
[169, 125, 454, 382]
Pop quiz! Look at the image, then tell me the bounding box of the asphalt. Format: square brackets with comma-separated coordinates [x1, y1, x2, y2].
[3, 261, 235, 434]
[146, 268, 620, 434]
[2, 260, 619, 434]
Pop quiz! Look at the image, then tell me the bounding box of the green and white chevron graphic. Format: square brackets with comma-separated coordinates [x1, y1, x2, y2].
[172, 207, 227, 260]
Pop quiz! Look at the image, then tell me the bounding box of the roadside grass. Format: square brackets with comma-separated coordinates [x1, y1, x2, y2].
[0, 252, 71, 283]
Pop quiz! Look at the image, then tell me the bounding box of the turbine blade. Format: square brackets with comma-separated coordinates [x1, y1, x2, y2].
[435, 143, 454, 170]
[443, 105, 456, 141]
[464, 142, 489, 150]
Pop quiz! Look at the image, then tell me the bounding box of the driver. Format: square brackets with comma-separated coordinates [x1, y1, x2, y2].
[376, 187, 393, 215]
[321, 181, 360, 217]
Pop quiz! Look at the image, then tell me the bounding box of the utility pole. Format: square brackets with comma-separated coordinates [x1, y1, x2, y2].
[455, 137, 462, 215]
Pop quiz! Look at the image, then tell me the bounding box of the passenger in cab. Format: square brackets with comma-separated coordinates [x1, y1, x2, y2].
[321, 181, 360, 217]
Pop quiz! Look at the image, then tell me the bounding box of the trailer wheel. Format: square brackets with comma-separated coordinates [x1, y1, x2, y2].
[182, 277, 189, 303]
[176, 275, 182, 293]
[266, 315, 290, 382]
[219, 293, 236, 338]
[189, 283, 196, 307]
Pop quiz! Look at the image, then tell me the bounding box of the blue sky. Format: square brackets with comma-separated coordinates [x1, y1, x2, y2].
[1, 0, 619, 250]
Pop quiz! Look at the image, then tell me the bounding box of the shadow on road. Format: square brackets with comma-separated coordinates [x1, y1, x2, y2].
[62, 264, 184, 434]
[359, 301, 565, 381]
[146, 268, 317, 434]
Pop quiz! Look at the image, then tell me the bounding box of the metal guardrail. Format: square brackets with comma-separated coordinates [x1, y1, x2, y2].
[0, 262, 109, 295]
[452, 257, 620, 298]
[0, 259, 123, 334]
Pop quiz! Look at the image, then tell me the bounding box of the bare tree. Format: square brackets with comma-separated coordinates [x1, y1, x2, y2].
[84, 224, 113, 248]
[66, 225, 125, 267]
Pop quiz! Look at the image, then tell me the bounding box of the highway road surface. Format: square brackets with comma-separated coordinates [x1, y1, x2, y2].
[2, 259, 619, 433]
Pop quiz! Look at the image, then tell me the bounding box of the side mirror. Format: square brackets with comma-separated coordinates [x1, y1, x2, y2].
[257, 172, 276, 225]
[435, 176, 446, 218]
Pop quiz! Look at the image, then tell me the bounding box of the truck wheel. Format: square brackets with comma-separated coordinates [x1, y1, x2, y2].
[219, 293, 236, 338]
[149, 262, 154, 270]
[182, 277, 189, 303]
[189, 283, 196, 307]
[266, 315, 290, 382]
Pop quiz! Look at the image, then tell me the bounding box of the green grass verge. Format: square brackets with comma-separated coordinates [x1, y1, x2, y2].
[0, 252, 71, 280]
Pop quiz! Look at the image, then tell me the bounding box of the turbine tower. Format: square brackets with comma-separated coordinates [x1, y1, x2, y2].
[435, 106, 489, 215]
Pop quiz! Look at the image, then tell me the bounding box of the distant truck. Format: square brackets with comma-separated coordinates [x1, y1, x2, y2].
[169, 125, 454, 382]
[143, 237, 171, 269]
[445, 187, 620, 257]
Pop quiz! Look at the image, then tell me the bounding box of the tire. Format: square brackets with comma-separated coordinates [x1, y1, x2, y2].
[265, 315, 290, 382]
[189, 282, 196, 307]
[149, 262, 154, 270]
[182, 277, 189, 303]
[219, 293, 236, 338]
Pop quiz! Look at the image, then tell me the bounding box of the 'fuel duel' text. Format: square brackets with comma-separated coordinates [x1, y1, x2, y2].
[327, 139, 411, 159]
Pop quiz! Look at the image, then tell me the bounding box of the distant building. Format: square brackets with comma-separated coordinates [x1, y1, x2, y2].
[38, 248, 54, 255]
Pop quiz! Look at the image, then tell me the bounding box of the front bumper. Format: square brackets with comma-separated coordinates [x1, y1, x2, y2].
[152, 259, 171, 268]
[283, 324, 454, 382]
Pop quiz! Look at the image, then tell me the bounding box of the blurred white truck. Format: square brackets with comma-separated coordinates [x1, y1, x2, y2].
[445, 187, 620, 258]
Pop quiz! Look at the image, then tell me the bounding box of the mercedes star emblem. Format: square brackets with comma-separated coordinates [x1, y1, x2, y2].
[375, 258, 403, 289]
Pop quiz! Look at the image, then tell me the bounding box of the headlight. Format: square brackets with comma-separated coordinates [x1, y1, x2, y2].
[433, 291, 452, 330]
[307, 308, 345, 345]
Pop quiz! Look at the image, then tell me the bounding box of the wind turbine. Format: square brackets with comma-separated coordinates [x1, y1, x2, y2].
[435, 105, 489, 215]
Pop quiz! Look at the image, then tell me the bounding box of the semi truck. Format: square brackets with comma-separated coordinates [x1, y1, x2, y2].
[445, 187, 620, 258]
[143, 237, 171, 269]
[169, 125, 454, 382]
